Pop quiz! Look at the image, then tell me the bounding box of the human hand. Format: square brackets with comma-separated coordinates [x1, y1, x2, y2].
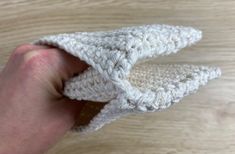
[0, 44, 89, 154]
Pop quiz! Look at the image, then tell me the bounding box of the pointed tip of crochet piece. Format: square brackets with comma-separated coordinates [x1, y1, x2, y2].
[188, 27, 202, 45]
[176, 26, 202, 48]
[207, 66, 222, 80]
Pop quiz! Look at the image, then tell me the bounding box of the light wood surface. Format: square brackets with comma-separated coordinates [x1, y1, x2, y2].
[0, 0, 235, 154]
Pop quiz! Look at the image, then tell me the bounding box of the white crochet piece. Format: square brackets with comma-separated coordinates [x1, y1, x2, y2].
[34, 24, 221, 133]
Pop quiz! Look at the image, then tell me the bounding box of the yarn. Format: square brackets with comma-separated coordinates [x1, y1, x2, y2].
[34, 24, 221, 133]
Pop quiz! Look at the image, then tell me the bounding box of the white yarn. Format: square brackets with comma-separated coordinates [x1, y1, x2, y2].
[34, 24, 221, 133]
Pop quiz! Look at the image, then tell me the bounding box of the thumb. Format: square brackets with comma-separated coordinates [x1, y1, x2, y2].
[53, 48, 89, 119]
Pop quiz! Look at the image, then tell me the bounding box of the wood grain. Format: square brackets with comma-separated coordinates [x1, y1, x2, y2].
[0, 0, 234, 154]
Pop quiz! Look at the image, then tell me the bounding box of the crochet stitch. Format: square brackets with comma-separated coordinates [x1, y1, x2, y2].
[34, 24, 221, 133]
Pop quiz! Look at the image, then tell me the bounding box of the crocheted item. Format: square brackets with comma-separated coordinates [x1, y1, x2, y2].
[34, 24, 221, 133]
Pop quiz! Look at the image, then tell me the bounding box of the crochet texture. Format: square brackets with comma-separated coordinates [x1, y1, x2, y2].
[34, 24, 221, 133]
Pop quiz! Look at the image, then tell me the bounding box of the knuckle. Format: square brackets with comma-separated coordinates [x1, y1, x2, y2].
[20, 49, 51, 72]
[23, 50, 41, 62]
[14, 44, 34, 54]
[11, 44, 35, 59]
[22, 50, 45, 65]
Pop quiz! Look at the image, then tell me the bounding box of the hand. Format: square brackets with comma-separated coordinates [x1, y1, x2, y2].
[0, 44, 89, 154]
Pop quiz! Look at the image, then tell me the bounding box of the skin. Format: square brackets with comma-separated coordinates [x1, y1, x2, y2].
[0, 44, 89, 154]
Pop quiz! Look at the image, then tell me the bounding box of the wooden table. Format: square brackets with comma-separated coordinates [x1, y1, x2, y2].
[0, 0, 234, 154]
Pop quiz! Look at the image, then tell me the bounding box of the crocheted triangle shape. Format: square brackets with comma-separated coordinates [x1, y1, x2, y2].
[34, 24, 221, 133]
